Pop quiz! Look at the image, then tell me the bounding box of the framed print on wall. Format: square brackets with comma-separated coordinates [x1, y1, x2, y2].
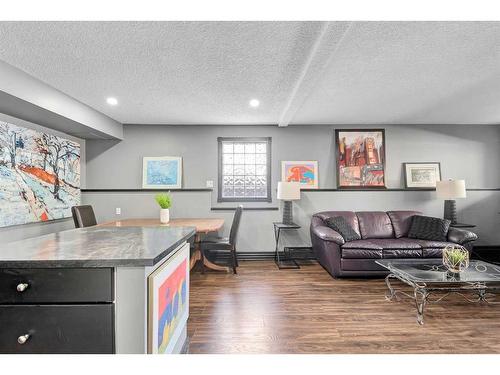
[335, 129, 386, 188]
[281, 160, 318, 189]
[142, 156, 182, 189]
[403, 162, 441, 189]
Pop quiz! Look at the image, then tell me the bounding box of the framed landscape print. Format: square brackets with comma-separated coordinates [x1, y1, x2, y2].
[403, 162, 441, 189]
[147, 243, 189, 354]
[0, 120, 80, 228]
[335, 129, 386, 188]
[281, 160, 318, 189]
[142, 156, 182, 189]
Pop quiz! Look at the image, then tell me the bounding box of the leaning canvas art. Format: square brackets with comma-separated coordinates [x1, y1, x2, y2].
[143, 156, 182, 189]
[281, 160, 318, 189]
[336, 129, 386, 188]
[148, 244, 189, 354]
[0, 120, 80, 228]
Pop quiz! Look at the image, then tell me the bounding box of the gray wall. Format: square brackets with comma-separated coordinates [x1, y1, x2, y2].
[0, 113, 86, 244]
[84, 124, 500, 251]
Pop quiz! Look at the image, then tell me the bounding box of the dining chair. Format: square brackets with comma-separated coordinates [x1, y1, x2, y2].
[200, 205, 243, 274]
[71, 205, 97, 228]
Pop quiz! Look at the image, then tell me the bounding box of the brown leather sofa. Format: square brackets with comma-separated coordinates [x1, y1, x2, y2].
[310, 210, 478, 278]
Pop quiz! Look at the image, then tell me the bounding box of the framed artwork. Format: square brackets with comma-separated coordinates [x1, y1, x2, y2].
[281, 160, 318, 189]
[142, 156, 182, 189]
[147, 243, 190, 354]
[335, 129, 386, 188]
[0, 120, 81, 228]
[403, 162, 441, 189]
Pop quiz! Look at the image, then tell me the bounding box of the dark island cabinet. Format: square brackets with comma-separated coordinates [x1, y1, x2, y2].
[0, 268, 115, 354]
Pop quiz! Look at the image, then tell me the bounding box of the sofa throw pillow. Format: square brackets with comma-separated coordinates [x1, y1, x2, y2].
[407, 215, 451, 242]
[325, 216, 361, 242]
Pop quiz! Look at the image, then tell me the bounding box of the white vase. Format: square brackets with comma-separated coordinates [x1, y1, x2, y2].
[160, 208, 170, 224]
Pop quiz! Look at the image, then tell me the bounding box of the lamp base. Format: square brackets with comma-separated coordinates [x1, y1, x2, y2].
[282, 201, 293, 225]
[444, 199, 457, 224]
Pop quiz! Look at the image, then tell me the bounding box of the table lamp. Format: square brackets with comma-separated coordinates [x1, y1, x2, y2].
[436, 179, 466, 224]
[277, 181, 301, 225]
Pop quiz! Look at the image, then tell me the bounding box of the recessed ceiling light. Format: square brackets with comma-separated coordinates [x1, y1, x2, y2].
[249, 99, 260, 108]
[106, 97, 118, 106]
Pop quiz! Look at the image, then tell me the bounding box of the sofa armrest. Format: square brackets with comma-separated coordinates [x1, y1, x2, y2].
[311, 225, 345, 245]
[448, 227, 478, 245]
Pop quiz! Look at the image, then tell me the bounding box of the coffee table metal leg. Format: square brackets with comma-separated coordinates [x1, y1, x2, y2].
[414, 288, 428, 325]
[385, 274, 397, 301]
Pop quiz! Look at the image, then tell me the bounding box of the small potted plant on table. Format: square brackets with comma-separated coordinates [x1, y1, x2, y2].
[443, 244, 469, 274]
[155, 192, 172, 224]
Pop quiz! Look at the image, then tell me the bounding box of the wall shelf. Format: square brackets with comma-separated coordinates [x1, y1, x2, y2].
[81, 188, 213, 192]
[211, 207, 279, 211]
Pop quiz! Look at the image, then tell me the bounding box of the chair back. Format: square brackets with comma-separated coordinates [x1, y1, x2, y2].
[71, 205, 97, 228]
[228, 205, 243, 245]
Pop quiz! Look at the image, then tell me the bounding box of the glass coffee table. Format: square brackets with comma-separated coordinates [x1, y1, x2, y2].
[376, 259, 500, 325]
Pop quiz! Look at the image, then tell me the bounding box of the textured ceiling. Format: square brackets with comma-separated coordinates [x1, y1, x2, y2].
[0, 21, 499, 125]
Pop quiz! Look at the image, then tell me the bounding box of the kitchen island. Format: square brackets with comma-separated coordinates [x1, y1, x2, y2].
[0, 225, 196, 354]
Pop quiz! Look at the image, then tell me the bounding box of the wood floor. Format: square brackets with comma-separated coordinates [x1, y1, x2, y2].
[188, 260, 500, 354]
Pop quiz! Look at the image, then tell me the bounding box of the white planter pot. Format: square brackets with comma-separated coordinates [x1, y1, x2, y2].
[160, 208, 170, 224]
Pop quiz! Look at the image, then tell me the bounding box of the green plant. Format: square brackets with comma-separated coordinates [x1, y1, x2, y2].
[155, 193, 172, 209]
[446, 248, 467, 264]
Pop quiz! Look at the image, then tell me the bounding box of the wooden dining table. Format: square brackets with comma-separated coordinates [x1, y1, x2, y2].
[98, 218, 228, 272]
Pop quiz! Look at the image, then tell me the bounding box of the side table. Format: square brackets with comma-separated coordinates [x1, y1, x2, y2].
[273, 222, 313, 270]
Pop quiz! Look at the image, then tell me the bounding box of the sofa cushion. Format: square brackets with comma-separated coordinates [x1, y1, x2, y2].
[387, 211, 422, 238]
[368, 238, 422, 249]
[315, 211, 360, 236]
[383, 249, 423, 258]
[412, 239, 456, 249]
[356, 211, 394, 239]
[325, 216, 361, 242]
[408, 215, 451, 241]
[342, 240, 383, 250]
[342, 248, 383, 259]
[342, 249, 382, 259]
[408, 239, 456, 257]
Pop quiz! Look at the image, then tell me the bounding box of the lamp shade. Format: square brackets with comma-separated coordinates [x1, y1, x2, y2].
[277, 182, 301, 200]
[436, 179, 466, 199]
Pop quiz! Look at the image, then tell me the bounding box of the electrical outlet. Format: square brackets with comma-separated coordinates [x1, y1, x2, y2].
[115, 207, 121, 215]
[206, 180, 214, 188]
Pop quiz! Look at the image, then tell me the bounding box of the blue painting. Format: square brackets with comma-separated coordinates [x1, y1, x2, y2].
[143, 157, 182, 188]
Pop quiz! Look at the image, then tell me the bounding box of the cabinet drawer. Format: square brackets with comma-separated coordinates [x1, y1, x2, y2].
[0, 304, 114, 354]
[0, 268, 114, 304]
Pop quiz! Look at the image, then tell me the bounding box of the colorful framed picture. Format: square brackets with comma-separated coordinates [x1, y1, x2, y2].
[147, 243, 189, 354]
[335, 129, 386, 188]
[142, 156, 182, 189]
[403, 162, 441, 189]
[281, 161, 318, 189]
[0, 120, 81, 228]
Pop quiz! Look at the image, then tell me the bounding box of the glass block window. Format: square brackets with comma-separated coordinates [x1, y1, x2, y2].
[218, 137, 272, 202]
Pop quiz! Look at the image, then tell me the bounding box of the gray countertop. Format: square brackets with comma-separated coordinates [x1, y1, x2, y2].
[0, 226, 196, 268]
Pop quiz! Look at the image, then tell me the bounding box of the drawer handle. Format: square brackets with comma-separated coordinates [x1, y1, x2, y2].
[17, 334, 30, 345]
[16, 283, 29, 292]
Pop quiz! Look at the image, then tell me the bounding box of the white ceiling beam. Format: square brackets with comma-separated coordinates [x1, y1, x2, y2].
[278, 21, 353, 127]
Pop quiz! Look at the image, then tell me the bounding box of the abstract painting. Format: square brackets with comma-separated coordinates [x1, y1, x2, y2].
[0, 120, 80, 228]
[335, 129, 386, 188]
[148, 243, 189, 354]
[281, 160, 318, 189]
[403, 162, 441, 189]
[142, 156, 182, 189]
